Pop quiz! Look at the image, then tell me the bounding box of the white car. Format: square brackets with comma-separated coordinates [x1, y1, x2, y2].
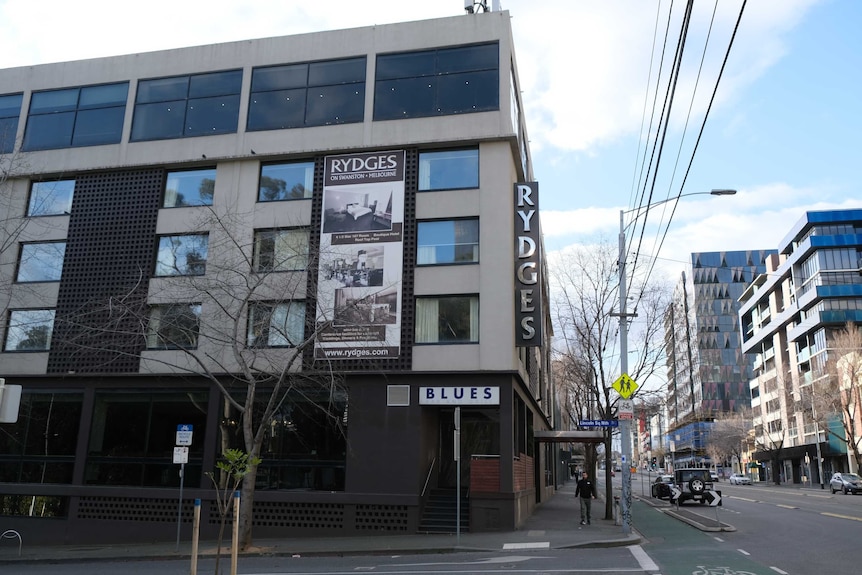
[729, 473, 752, 485]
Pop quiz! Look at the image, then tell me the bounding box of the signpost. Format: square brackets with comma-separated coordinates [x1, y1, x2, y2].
[174, 424, 193, 551]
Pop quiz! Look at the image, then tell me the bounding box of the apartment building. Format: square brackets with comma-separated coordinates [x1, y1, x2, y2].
[0, 11, 559, 545]
[664, 250, 775, 468]
[739, 209, 862, 484]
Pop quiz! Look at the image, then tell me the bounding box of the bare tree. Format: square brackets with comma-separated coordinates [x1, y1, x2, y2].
[708, 407, 753, 474]
[550, 238, 670, 518]
[55, 203, 390, 549]
[812, 322, 862, 471]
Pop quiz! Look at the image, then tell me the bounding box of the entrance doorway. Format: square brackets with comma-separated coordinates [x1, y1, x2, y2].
[437, 408, 500, 489]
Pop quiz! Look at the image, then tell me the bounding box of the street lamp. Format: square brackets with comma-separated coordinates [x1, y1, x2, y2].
[615, 189, 736, 535]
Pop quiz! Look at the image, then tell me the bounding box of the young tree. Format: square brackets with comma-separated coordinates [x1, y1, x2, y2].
[550, 239, 671, 519]
[812, 322, 862, 471]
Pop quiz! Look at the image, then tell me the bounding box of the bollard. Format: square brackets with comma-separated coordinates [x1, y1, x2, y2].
[231, 491, 240, 575]
[190, 499, 200, 575]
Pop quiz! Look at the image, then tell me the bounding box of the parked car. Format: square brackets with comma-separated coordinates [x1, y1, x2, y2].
[729, 473, 752, 485]
[709, 470, 719, 482]
[830, 472, 862, 494]
[651, 474, 675, 499]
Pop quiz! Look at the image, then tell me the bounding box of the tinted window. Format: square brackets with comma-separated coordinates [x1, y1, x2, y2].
[16, 242, 66, 282]
[418, 148, 479, 191]
[164, 169, 216, 207]
[0, 93, 23, 154]
[23, 83, 128, 151]
[374, 43, 498, 120]
[131, 71, 241, 141]
[248, 57, 365, 132]
[155, 234, 209, 276]
[259, 162, 314, 201]
[415, 296, 479, 343]
[146, 304, 201, 349]
[247, 301, 306, 347]
[27, 179, 75, 216]
[253, 229, 310, 272]
[417, 219, 479, 265]
[4, 309, 55, 351]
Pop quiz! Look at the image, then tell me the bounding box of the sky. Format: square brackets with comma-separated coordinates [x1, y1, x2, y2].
[2, 0, 860, 282]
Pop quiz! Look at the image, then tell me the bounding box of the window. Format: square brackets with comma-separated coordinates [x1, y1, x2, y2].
[155, 234, 208, 276]
[85, 391, 207, 487]
[417, 218, 479, 265]
[0, 93, 22, 153]
[415, 295, 479, 343]
[0, 392, 82, 488]
[4, 309, 55, 351]
[27, 179, 75, 216]
[247, 57, 365, 131]
[146, 304, 201, 349]
[219, 388, 347, 491]
[16, 242, 66, 282]
[259, 161, 314, 201]
[418, 148, 479, 191]
[253, 228, 310, 272]
[22, 83, 128, 151]
[247, 301, 306, 347]
[163, 168, 216, 207]
[131, 70, 242, 141]
[374, 43, 498, 120]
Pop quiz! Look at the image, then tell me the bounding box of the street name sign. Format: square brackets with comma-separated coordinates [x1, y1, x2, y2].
[578, 419, 619, 428]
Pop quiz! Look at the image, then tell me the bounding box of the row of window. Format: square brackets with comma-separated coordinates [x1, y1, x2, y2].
[0, 389, 346, 491]
[15, 215, 479, 284]
[25, 148, 478, 219]
[1, 43, 498, 153]
[3, 295, 480, 352]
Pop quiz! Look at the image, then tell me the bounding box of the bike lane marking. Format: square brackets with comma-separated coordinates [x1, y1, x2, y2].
[632, 500, 781, 575]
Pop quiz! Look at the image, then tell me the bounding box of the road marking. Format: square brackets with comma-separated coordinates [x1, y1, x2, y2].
[771, 567, 790, 574]
[502, 541, 550, 549]
[713, 536, 724, 542]
[822, 512, 862, 522]
[629, 545, 659, 571]
[775, 504, 797, 509]
[733, 496, 758, 502]
[738, 548, 751, 555]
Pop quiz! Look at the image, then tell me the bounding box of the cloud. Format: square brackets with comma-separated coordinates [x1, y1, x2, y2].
[544, 182, 862, 282]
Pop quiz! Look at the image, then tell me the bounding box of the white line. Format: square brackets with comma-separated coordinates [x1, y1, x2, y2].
[738, 548, 751, 556]
[822, 511, 862, 522]
[502, 541, 550, 549]
[713, 536, 724, 542]
[629, 545, 659, 571]
[776, 504, 797, 509]
[771, 567, 790, 574]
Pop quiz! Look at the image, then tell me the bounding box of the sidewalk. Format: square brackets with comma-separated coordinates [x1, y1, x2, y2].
[0, 481, 640, 565]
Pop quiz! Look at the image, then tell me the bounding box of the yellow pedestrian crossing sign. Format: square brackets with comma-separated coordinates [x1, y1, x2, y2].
[612, 373, 638, 399]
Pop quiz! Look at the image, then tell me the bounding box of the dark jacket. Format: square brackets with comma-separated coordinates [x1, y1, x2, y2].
[575, 476, 596, 499]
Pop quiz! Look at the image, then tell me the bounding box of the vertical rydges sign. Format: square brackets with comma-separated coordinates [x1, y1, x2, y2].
[515, 182, 542, 347]
[314, 151, 405, 360]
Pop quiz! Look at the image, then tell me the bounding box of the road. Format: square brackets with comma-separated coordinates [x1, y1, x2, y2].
[10, 481, 861, 575]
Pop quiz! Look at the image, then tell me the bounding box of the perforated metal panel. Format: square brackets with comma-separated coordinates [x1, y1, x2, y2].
[48, 169, 162, 373]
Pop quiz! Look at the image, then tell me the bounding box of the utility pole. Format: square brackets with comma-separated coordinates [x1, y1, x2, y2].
[616, 210, 634, 535]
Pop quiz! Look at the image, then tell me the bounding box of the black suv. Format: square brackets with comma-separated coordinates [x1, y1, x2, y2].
[672, 468, 720, 505]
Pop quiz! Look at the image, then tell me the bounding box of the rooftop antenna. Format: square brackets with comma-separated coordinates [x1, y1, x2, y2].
[464, 0, 492, 14]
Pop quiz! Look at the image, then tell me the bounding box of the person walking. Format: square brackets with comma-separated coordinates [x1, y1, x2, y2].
[575, 470, 597, 525]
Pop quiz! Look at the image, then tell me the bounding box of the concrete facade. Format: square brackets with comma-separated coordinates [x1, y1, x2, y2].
[0, 12, 559, 545]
